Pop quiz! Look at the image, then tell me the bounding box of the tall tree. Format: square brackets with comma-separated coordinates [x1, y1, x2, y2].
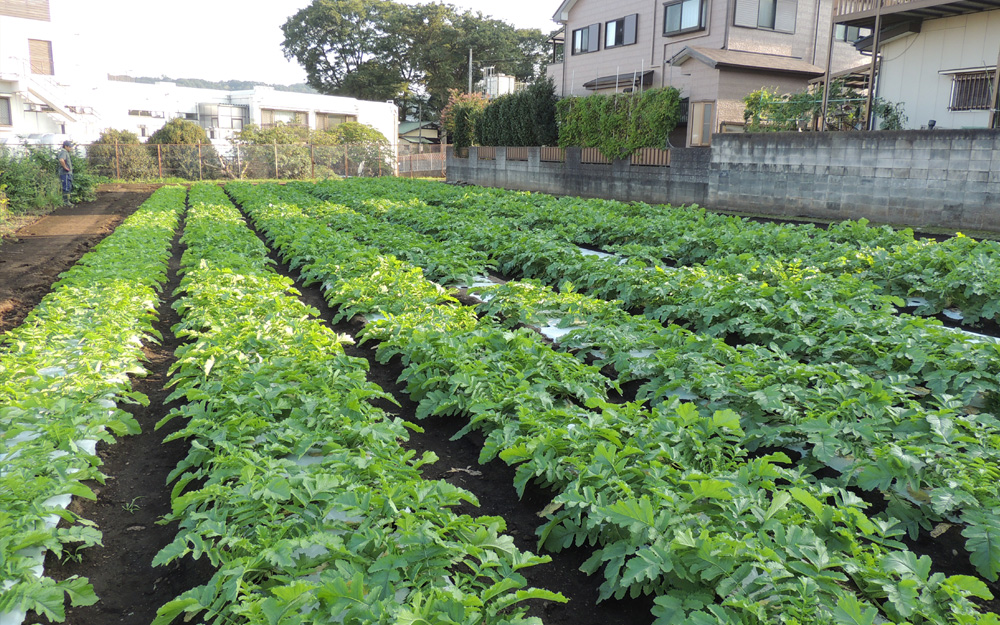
[281, 0, 547, 119]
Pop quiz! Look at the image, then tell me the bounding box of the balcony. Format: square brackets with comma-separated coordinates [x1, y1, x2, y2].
[834, 0, 1000, 26]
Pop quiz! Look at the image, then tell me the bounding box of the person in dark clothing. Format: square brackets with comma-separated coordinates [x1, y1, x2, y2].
[57, 139, 74, 205]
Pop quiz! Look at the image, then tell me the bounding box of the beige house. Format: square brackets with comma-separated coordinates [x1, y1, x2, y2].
[548, 0, 866, 145]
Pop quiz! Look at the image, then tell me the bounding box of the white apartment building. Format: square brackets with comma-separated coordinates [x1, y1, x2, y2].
[0, 0, 398, 148]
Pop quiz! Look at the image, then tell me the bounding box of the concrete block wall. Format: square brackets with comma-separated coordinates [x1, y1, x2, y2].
[446, 146, 710, 206]
[709, 129, 1000, 231]
[446, 129, 1000, 232]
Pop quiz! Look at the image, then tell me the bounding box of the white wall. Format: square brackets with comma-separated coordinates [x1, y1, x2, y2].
[879, 10, 1000, 129]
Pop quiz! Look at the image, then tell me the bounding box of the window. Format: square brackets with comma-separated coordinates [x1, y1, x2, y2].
[834, 24, 870, 42]
[949, 71, 994, 111]
[572, 23, 600, 54]
[734, 0, 796, 33]
[689, 101, 714, 146]
[605, 14, 638, 48]
[0, 97, 11, 126]
[28, 39, 53, 74]
[664, 0, 706, 36]
[316, 113, 357, 131]
[262, 108, 307, 127]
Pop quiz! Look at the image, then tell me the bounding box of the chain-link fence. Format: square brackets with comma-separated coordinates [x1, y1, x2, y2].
[4, 141, 447, 181]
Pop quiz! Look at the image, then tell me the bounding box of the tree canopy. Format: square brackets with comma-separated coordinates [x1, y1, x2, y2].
[281, 0, 549, 118]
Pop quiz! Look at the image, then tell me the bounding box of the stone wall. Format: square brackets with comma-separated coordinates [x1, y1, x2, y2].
[446, 129, 1000, 232]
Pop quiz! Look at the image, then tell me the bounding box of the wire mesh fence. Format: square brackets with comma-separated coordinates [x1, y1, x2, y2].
[2, 141, 448, 181]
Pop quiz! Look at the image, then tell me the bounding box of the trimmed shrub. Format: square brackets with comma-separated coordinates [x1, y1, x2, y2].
[476, 79, 558, 147]
[556, 87, 682, 160]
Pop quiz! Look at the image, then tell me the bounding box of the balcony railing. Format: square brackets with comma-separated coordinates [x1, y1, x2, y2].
[834, 0, 915, 17]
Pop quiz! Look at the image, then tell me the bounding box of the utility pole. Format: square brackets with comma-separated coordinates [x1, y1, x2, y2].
[989, 45, 1000, 128]
[863, 0, 883, 130]
[468, 48, 473, 93]
[820, 6, 838, 131]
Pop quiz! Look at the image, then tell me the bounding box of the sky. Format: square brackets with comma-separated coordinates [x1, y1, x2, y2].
[51, 0, 560, 85]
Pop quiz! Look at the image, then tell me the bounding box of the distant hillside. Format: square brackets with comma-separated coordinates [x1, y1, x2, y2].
[107, 75, 317, 94]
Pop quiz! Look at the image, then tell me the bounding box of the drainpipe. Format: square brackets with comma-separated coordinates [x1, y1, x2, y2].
[863, 0, 883, 131]
[723, 0, 733, 50]
[651, 0, 658, 66]
[811, 0, 824, 65]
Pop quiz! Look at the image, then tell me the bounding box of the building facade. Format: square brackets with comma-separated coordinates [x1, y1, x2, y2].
[1, 0, 398, 149]
[548, 0, 867, 145]
[835, 0, 1000, 130]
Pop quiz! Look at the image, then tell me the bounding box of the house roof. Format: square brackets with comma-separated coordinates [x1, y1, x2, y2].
[669, 47, 825, 76]
[552, 0, 578, 23]
[398, 121, 438, 134]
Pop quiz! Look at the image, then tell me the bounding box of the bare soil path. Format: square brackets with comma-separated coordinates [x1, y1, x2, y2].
[0, 192, 152, 333]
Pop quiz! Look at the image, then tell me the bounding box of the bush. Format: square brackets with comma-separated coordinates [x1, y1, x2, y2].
[476, 79, 558, 147]
[556, 87, 682, 160]
[0, 145, 96, 213]
[743, 81, 907, 132]
[440, 90, 489, 149]
[147, 118, 222, 180]
[87, 129, 157, 180]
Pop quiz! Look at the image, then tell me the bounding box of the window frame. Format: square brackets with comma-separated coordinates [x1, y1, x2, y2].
[0, 96, 12, 126]
[733, 0, 796, 33]
[834, 24, 870, 42]
[605, 14, 638, 49]
[316, 112, 358, 132]
[948, 70, 994, 112]
[663, 0, 707, 37]
[571, 23, 600, 55]
[689, 100, 715, 146]
[28, 38, 54, 75]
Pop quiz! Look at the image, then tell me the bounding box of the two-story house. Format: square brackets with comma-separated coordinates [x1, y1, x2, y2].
[548, 0, 867, 145]
[834, 0, 1000, 129]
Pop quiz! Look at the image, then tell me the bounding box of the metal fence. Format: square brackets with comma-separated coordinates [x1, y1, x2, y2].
[1, 141, 447, 181]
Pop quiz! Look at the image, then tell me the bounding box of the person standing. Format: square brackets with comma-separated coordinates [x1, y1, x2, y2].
[57, 139, 74, 205]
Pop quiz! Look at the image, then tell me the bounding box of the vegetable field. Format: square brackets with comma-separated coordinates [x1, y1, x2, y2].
[2, 179, 1000, 625]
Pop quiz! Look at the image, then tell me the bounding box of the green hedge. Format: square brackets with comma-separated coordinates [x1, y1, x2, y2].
[556, 87, 682, 160]
[475, 79, 558, 147]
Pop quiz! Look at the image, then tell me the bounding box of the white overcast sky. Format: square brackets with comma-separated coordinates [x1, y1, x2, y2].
[51, 0, 559, 85]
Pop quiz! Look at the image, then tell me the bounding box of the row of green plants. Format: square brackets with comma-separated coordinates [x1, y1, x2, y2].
[0, 147, 98, 215]
[334, 178, 1000, 327]
[303, 178, 1000, 582]
[309, 179, 1000, 410]
[0, 187, 184, 621]
[229, 181, 998, 624]
[149, 183, 561, 625]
